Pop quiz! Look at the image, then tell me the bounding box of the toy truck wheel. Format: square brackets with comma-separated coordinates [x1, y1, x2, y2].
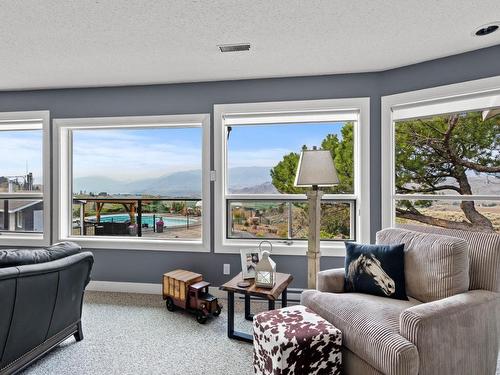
[213, 305, 222, 317]
[166, 297, 175, 312]
[196, 311, 208, 324]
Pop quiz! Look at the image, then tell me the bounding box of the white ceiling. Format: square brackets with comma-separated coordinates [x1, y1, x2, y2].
[0, 0, 499, 90]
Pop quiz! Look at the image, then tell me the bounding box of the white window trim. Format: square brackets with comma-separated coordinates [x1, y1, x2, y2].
[53, 114, 211, 252]
[16, 211, 23, 228]
[0, 110, 51, 246]
[381, 75, 500, 229]
[214, 98, 370, 256]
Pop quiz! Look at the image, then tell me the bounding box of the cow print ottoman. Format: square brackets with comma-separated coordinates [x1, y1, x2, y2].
[253, 305, 342, 375]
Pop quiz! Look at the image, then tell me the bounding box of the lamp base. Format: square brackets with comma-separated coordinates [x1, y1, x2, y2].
[307, 251, 320, 289]
[306, 189, 323, 290]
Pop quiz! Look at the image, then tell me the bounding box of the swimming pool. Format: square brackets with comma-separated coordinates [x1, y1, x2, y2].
[87, 214, 197, 228]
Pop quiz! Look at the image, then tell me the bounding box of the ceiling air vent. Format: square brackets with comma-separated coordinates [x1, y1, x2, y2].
[218, 43, 251, 53]
[474, 23, 499, 36]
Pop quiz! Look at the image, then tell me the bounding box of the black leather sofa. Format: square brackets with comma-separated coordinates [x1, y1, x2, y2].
[0, 242, 93, 375]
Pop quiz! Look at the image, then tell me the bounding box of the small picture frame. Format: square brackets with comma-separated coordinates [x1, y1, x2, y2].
[240, 249, 260, 279]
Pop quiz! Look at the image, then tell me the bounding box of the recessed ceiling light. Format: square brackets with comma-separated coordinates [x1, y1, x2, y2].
[218, 43, 251, 53]
[474, 23, 499, 36]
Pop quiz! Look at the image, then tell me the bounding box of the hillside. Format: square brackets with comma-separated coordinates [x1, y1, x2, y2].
[73, 169, 498, 197]
[73, 166, 274, 196]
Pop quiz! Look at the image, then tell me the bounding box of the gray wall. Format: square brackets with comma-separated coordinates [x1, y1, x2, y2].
[1, 45, 499, 288]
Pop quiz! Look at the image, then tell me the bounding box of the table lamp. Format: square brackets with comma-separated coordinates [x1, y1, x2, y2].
[294, 146, 339, 289]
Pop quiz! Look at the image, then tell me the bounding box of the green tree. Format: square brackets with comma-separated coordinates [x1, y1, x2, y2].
[270, 122, 354, 194]
[270, 151, 304, 194]
[320, 203, 351, 239]
[324, 123, 354, 193]
[395, 112, 499, 232]
[270, 123, 355, 238]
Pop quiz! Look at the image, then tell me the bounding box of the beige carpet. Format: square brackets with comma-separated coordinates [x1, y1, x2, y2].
[19, 291, 500, 375]
[21, 291, 271, 375]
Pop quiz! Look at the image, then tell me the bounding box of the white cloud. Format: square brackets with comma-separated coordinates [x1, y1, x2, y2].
[228, 148, 293, 168]
[72, 129, 202, 180]
[0, 133, 43, 184]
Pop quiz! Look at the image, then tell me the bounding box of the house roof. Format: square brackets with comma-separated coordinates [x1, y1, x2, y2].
[0, 200, 42, 214]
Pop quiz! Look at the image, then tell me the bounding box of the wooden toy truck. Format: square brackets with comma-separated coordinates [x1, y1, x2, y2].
[162, 269, 222, 324]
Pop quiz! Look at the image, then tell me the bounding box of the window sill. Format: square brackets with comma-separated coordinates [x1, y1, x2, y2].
[215, 239, 346, 257]
[58, 236, 210, 252]
[0, 233, 49, 247]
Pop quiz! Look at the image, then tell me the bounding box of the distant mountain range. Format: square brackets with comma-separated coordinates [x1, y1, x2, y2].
[230, 182, 279, 194]
[442, 175, 499, 196]
[403, 175, 499, 196]
[73, 166, 274, 196]
[73, 168, 498, 197]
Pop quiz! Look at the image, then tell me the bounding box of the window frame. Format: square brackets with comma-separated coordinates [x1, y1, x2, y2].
[0, 110, 51, 246]
[16, 211, 23, 229]
[53, 114, 211, 252]
[214, 98, 371, 256]
[381, 75, 500, 229]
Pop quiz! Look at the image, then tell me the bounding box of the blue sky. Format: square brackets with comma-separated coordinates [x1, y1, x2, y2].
[228, 122, 345, 169]
[1, 122, 345, 183]
[72, 122, 344, 181]
[0, 130, 43, 185]
[72, 128, 202, 180]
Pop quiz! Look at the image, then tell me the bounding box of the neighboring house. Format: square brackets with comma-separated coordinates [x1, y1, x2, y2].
[0, 200, 43, 232]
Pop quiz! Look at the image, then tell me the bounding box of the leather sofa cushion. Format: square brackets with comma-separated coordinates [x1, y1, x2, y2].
[376, 228, 469, 302]
[0, 242, 81, 268]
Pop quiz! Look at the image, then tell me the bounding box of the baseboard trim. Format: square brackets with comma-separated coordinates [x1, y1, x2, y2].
[87, 280, 303, 301]
[87, 280, 226, 298]
[87, 281, 162, 295]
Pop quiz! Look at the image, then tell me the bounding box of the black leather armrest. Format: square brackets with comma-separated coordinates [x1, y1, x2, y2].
[15, 252, 94, 280]
[0, 266, 20, 281]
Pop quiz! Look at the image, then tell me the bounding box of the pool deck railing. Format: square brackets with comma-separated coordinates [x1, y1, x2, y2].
[73, 196, 201, 237]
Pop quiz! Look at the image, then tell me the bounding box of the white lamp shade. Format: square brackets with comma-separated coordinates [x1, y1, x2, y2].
[294, 149, 339, 187]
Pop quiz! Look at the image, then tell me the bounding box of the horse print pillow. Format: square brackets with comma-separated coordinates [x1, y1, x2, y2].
[344, 242, 407, 300]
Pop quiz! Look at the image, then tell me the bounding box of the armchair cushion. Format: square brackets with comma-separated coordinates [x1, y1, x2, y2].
[317, 268, 345, 293]
[301, 289, 420, 375]
[376, 228, 469, 302]
[400, 290, 500, 375]
[398, 224, 500, 292]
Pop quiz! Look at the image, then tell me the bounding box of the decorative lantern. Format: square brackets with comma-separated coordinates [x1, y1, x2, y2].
[255, 250, 276, 289]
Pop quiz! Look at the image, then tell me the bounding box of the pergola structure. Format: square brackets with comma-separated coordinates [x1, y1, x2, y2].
[74, 198, 146, 236]
[93, 200, 138, 224]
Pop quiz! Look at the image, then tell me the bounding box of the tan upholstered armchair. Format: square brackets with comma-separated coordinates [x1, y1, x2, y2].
[301, 227, 500, 375]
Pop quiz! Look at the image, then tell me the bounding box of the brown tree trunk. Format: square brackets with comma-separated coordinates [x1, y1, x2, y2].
[396, 209, 494, 233]
[442, 116, 495, 231]
[453, 168, 494, 231]
[459, 201, 494, 231]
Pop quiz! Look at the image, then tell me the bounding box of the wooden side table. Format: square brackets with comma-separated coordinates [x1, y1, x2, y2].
[220, 272, 293, 343]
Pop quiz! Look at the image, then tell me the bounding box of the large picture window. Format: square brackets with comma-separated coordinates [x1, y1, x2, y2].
[382, 77, 500, 233]
[54, 114, 210, 251]
[215, 99, 370, 255]
[0, 111, 50, 246]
